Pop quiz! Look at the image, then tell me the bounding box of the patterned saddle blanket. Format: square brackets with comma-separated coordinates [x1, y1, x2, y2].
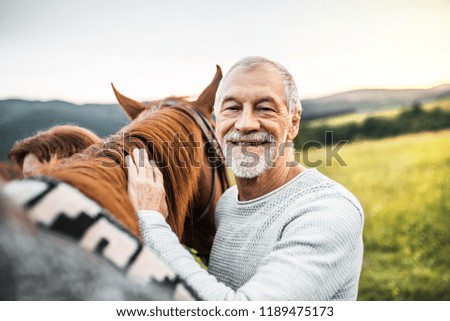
[1, 176, 195, 300]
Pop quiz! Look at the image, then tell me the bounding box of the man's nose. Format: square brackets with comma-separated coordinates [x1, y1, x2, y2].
[235, 108, 260, 133]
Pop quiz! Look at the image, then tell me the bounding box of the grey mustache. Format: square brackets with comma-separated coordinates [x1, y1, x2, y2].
[223, 132, 276, 143]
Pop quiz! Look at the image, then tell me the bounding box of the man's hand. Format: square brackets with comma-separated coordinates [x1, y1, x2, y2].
[126, 148, 168, 218]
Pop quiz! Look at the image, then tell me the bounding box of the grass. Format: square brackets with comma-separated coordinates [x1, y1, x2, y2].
[309, 97, 450, 127]
[299, 130, 450, 300]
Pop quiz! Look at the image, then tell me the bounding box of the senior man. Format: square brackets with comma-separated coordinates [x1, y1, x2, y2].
[126, 56, 364, 300]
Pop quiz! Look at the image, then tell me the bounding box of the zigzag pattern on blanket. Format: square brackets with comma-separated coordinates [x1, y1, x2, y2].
[2, 176, 195, 301]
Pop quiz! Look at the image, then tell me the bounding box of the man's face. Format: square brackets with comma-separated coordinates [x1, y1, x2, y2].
[215, 65, 299, 178]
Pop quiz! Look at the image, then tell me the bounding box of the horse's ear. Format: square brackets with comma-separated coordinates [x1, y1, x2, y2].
[195, 65, 222, 116]
[111, 83, 147, 120]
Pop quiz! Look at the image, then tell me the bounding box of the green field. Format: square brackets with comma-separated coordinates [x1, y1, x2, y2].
[301, 130, 450, 300]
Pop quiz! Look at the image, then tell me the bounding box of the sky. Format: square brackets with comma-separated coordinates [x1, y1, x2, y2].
[1, 0, 449, 104]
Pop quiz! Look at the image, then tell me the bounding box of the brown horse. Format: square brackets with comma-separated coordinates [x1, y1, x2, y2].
[9, 125, 101, 177]
[37, 67, 229, 257]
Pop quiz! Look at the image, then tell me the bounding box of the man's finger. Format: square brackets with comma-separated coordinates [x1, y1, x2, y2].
[132, 148, 141, 170]
[141, 148, 151, 167]
[125, 154, 138, 180]
[151, 160, 164, 185]
[139, 148, 147, 168]
[139, 149, 155, 182]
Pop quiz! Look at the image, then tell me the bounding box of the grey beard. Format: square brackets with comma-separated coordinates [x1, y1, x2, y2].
[228, 146, 275, 179]
[222, 132, 277, 179]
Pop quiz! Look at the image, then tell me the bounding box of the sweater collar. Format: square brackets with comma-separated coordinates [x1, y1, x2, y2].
[234, 168, 317, 205]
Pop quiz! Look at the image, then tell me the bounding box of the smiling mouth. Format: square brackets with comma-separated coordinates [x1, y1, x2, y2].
[229, 141, 271, 146]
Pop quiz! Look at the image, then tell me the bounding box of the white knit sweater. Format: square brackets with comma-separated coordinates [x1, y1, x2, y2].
[138, 168, 364, 300]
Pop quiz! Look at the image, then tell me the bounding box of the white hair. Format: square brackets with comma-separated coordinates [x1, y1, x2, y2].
[213, 56, 302, 115]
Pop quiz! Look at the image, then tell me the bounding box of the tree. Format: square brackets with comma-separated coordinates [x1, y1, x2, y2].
[411, 100, 423, 115]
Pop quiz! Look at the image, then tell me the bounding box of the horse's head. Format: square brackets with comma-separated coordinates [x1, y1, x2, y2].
[110, 66, 228, 256]
[9, 125, 101, 177]
[36, 67, 228, 257]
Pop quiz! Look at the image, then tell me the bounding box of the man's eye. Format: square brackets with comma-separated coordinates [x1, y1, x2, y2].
[225, 106, 239, 111]
[257, 106, 274, 112]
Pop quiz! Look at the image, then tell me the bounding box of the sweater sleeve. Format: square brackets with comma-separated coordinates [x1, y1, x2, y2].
[138, 210, 247, 300]
[138, 203, 363, 301]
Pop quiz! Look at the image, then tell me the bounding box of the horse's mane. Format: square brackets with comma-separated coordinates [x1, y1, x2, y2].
[39, 102, 203, 240]
[9, 125, 101, 169]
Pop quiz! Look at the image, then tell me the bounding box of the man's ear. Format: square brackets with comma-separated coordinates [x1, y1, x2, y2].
[287, 110, 301, 141]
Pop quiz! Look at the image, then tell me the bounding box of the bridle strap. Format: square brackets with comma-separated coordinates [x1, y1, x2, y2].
[162, 104, 230, 225]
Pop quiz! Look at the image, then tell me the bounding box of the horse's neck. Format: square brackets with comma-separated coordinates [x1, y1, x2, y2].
[36, 112, 207, 244]
[39, 158, 140, 236]
[183, 165, 218, 256]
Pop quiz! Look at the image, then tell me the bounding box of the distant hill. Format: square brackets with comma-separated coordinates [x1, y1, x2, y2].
[301, 83, 450, 119]
[0, 100, 130, 161]
[1, 84, 449, 161]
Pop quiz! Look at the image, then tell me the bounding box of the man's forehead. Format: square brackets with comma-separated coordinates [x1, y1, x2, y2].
[221, 88, 281, 103]
[220, 65, 284, 99]
[223, 65, 282, 85]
